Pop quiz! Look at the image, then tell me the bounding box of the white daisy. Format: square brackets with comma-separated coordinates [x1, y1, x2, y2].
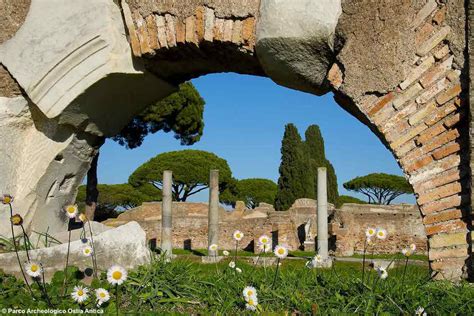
[401, 248, 412, 257]
[82, 246, 93, 257]
[410, 243, 417, 251]
[95, 288, 110, 306]
[25, 261, 42, 278]
[223, 250, 230, 256]
[375, 228, 387, 240]
[365, 227, 376, 238]
[236, 267, 242, 273]
[64, 204, 78, 219]
[258, 235, 271, 245]
[233, 230, 244, 241]
[208, 244, 218, 252]
[71, 285, 89, 303]
[376, 266, 388, 279]
[243, 286, 257, 299]
[274, 245, 288, 259]
[228, 261, 236, 268]
[245, 295, 258, 311]
[107, 265, 127, 285]
[415, 306, 427, 316]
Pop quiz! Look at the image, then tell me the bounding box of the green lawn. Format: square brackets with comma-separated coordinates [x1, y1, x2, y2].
[1, 254, 472, 314]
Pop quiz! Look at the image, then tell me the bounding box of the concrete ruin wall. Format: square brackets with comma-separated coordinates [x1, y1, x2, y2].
[0, 0, 471, 279]
[103, 200, 427, 255]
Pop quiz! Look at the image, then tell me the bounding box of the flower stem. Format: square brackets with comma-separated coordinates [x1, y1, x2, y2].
[8, 204, 34, 297]
[62, 219, 72, 296]
[361, 238, 368, 284]
[20, 224, 31, 261]
[401, 256, 409, 287]
[116, 284, 120, 316]
[233, 240, 239, 265]
[40, 265, 53, 307]
[86, 220, 99, 279]
[272, 258, 280, 288]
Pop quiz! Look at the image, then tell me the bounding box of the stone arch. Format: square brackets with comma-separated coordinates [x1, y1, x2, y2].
[0, 0, 471, 280]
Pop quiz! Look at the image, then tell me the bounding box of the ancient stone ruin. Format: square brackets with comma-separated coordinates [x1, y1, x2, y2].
[0, 0, 472, 279]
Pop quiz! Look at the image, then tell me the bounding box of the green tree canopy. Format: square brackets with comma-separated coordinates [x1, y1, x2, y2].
[343, 173, 413, 205]
[113, 82, 205, 148]
[129, 150, 232, 202]
[221, 178, 277, 209]
[304, 125, 339, 205]
[274, 124, 314, 211]
[77, 184, 158, 210]
[77, 184, 159, 221]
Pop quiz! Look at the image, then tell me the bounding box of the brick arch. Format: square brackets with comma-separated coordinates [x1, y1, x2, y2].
[123, 0, 471, 280]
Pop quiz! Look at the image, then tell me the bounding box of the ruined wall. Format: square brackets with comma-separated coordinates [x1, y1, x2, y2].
[104, 200, 427, 256]
[333, 204, 427, 256]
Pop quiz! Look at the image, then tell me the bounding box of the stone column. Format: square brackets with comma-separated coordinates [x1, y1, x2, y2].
[161, 170, 173, 259]
[317, 167, 329, 260]
[208, 169, 219, 257]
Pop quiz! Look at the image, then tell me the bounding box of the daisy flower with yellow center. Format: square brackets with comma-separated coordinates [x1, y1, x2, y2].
[376, 228, 387, 240]
[236, 267, 242, 273]
[245, 295, 259, 311]
[107, 265, 127, 285]
[10, 214, 23, 226]
[71, 285, 89, 303]
[410, 243, 417, 251]
[209, 244, 218, 252]
[229, 261, 236, 268]
[259, 235, 270, 245]
[243, 286, 257, 299]
[1, 194, 13, 205]
[64, 204, 78, 219]
[82, 246, 93, 257]
[365, 227, 376, 238]
[274, 245, 288, 259]
[95, 288, 110, 306]
[25, 261, 42, 278]
[223, 250, 230, 256]
[233, 230, 244, 241]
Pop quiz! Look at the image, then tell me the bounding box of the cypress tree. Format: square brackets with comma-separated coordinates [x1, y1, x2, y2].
[304, 125, 339, 205]
[274, 124, 314, 211]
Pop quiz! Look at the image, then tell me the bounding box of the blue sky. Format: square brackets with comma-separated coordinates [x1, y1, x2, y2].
[98, 73, 416, 204]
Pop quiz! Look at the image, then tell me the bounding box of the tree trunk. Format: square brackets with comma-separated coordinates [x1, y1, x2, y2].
[85, 152, 100, 220]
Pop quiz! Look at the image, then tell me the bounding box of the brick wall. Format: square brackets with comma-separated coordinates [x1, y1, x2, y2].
[333, 204, 427, 256]
[104, 200, 427, 256]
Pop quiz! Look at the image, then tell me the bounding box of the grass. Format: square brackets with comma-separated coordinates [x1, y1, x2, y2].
[2, 254, 473, 314]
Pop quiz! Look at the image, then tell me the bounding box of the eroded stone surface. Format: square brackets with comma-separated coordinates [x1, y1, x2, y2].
[256, 0, 341, 95]
[0, 222, 150, 281]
